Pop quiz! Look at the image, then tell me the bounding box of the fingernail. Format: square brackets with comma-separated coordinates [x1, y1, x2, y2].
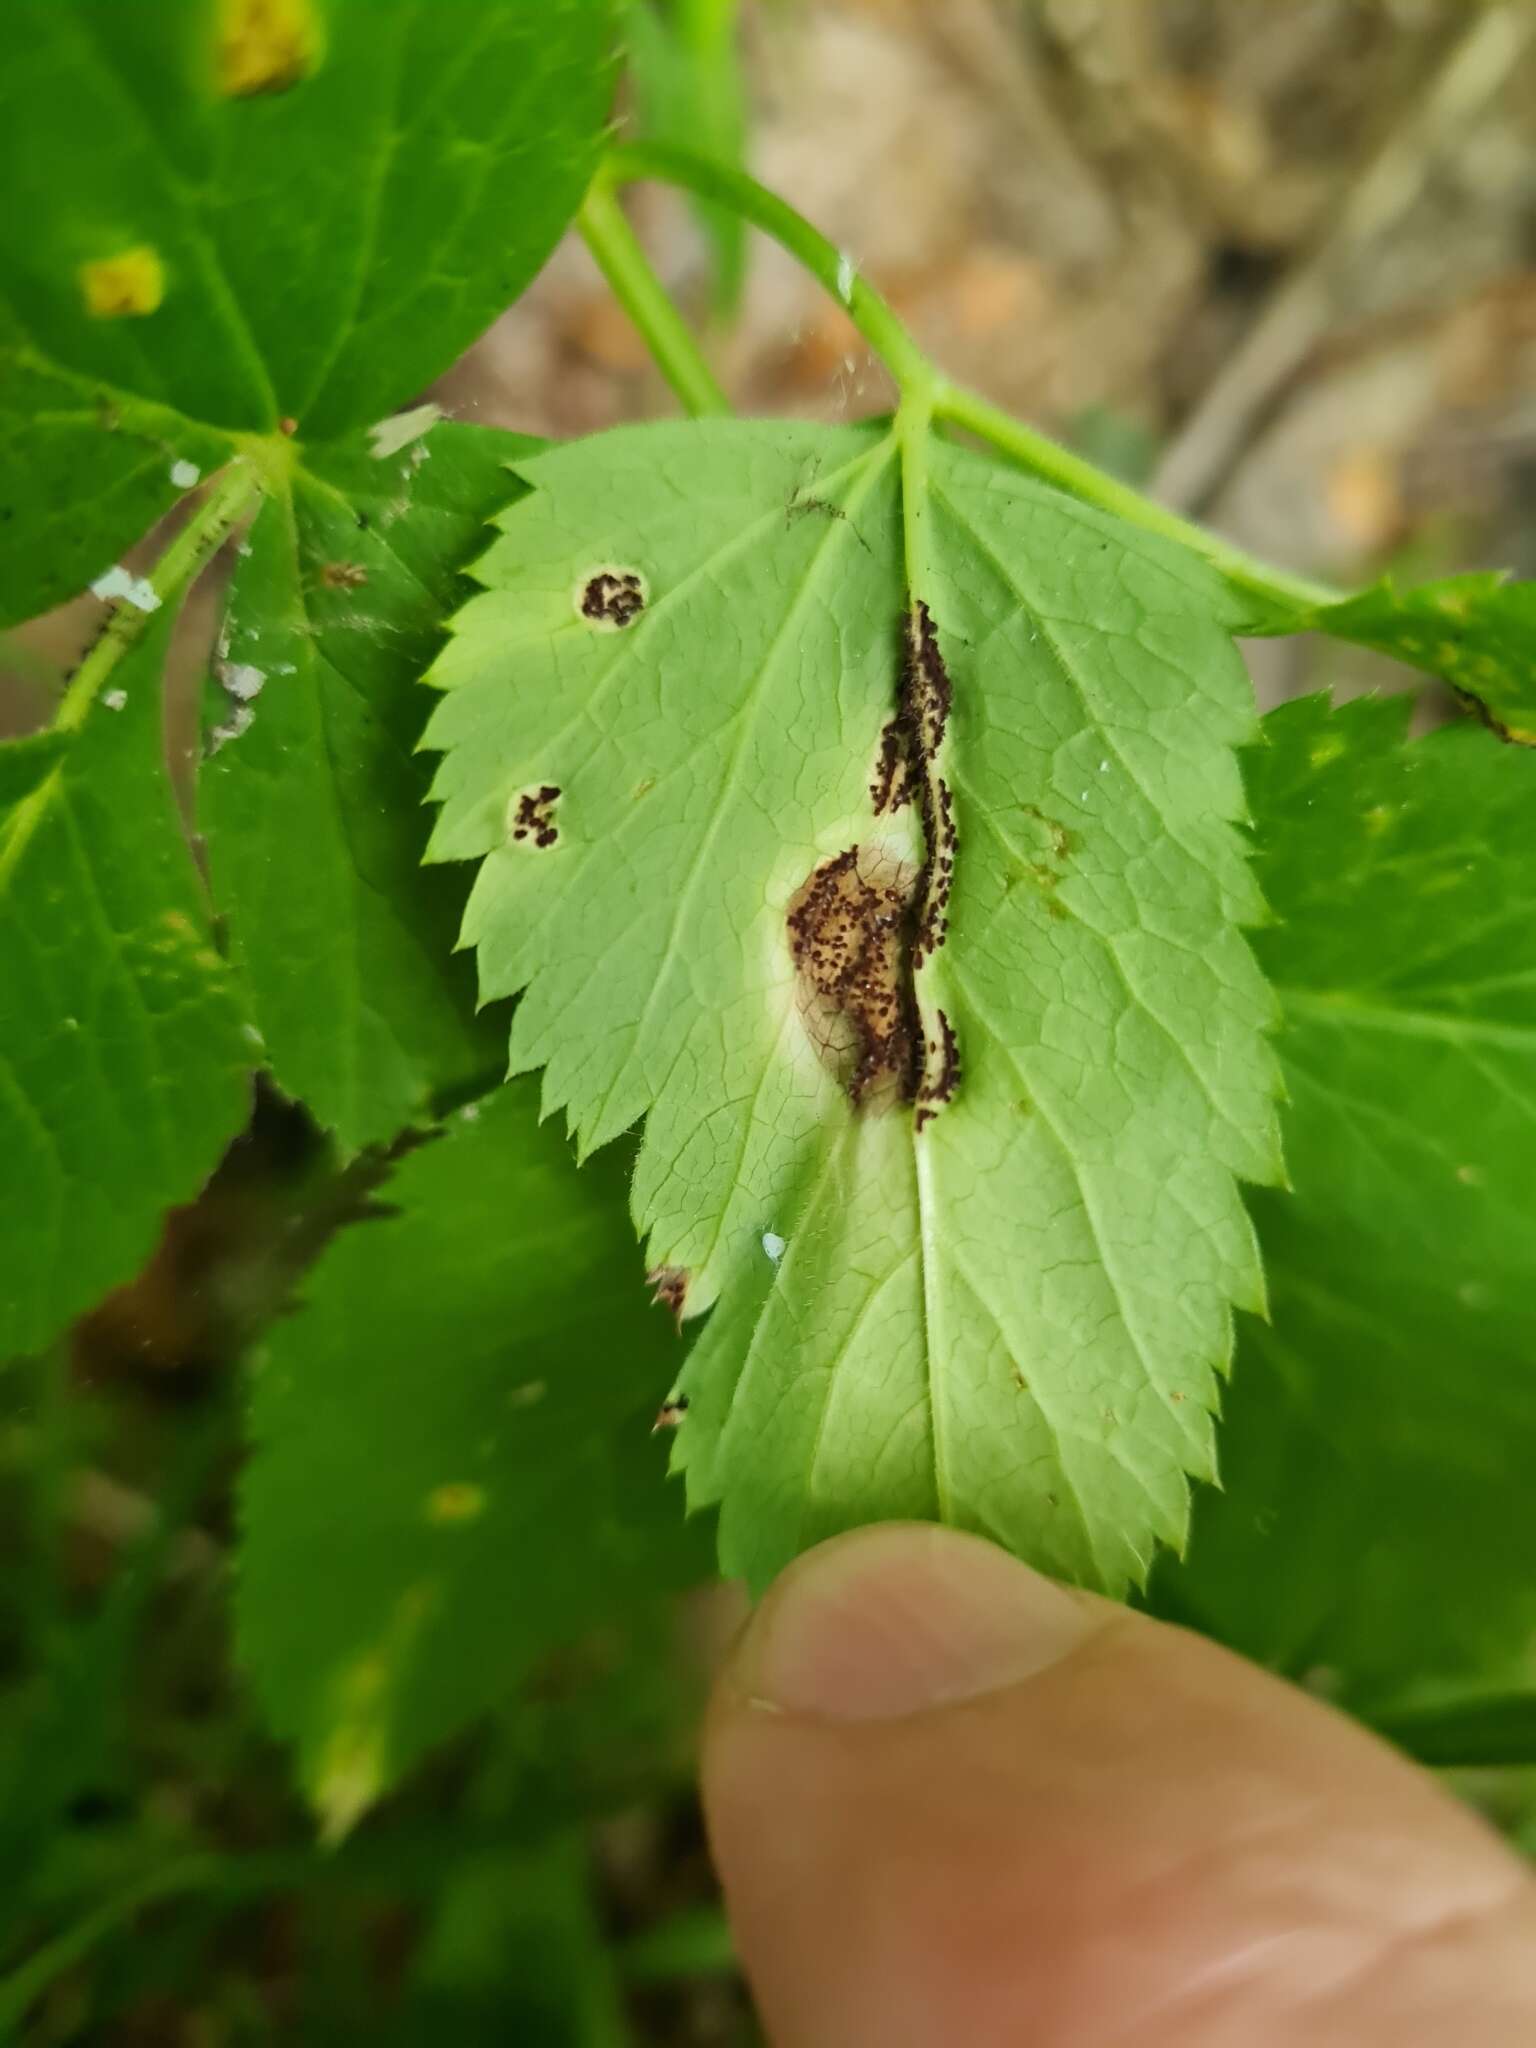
[736, 1523, 1100, 1720]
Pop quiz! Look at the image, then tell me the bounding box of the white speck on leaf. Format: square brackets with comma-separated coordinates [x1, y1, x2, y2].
[90, 565, 161, 612]
[367, 401, 442, 459]
[240, 1022, 266, 1047]
[169, 458, 201, 489]
[101, 688, 127, 711]
[221, 662, 266, 702]
[762, 1231, 786, 1263]
[835, 250, 855, 305]
[459, 1101, 482, 1123]
[209, 705, 255, 754]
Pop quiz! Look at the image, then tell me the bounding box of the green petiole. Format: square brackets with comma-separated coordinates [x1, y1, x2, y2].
[595, 140, 1340, 620]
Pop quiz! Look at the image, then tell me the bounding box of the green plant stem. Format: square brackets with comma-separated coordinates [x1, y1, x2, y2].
[0, 1820, 563, 2027]
[896, 391, 935, 598]
[0, 1856, 232, 2029]
[57, 461, 263, 734]
[0, 461, 262, 896]
[577, 174, 731, 418]
[601, 141, 1342, 617]
[605, 140, 934, 395]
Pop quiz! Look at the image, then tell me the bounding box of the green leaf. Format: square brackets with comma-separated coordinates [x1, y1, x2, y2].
[1160, 695, 1536, 1703]
[625, 0, 747, 317]
[424, 418, 1281, 1594]
[237, 1077, 709, 1835]
[407, 1837, 629, 2048]
[200, 420, 534, 1149]
[1258, 572, 1536, 746]
[1375, 1692, 1536, 1770]
[0, 0, 615, 624]
[0, 367, 230, 629]
[0, 600, 251, 1362]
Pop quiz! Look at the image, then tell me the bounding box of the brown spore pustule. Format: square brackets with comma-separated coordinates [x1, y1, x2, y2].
[647, 1265, 689, 1325]
[787, 843, 921, 1111]
[915, 1008, 961, 1132]
[578, 567, 647, 630]
[509, 785, 560, 849]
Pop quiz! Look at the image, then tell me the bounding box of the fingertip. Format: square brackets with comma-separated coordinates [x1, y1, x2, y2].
[722, 1521, 1105, 1720]
[703, 1526, 1536, 2047]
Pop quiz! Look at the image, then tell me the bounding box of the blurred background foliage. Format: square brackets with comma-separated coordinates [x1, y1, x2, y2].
[4, 1, 1536, 2039]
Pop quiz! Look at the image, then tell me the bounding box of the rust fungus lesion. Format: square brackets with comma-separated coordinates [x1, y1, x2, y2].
[1450, 681, 1536, 749]
[507, 785, 560, 849]
[792, 598, 964, 1129]
[319, 560, 368, 590]
[915, 1008, 961, 1132]
[787, 842, 921, 1111]
[79, 247, 165, 320]
[647, 1266, 689, 1325]
[576, 567, 647, 630]
[217, 0, 323, 96]
[897, 601, 958, 967]
[652, 1394, 689, 1432]
[868, 716, 911, 814]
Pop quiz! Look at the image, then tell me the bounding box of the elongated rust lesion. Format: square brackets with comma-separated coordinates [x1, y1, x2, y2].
[915, 1007, 961, 1132]
[892, 601, 957, 968]
[788, 598, 963, 1126]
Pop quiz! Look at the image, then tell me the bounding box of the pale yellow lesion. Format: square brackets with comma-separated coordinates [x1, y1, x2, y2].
[309, 1580, 438, 1845]
[79, 246, 165, 320]
[217, 0, 323, 98]
[424, 1481, 486, 1525]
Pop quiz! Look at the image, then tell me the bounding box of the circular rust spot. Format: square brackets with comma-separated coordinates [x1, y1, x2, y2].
[576, 566, 648, 630]
[506, 785, 561, 849]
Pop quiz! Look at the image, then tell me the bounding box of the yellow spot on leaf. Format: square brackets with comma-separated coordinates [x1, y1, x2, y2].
[217, 0, 322, 97]
[1308, 735, 1345, 770]
[1363, 805, 1394, 835]
[312, 1721, 386, 1850]
[79, 247, 164, 319]
[425, 1481, 486, 1525]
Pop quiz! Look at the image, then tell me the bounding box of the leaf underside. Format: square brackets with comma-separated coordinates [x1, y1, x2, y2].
[1163, 693, 1536, 1706]
[237, 1078, 709, 1831]
[0, 600, 251, 1360]
[201, 419, 537, 1151]
[425, 419, 1282, 1593]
